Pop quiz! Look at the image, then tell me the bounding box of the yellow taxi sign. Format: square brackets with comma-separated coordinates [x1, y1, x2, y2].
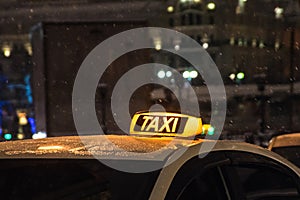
[130, 112, 202, 137]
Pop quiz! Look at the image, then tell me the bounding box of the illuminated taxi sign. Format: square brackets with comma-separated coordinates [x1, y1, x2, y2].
[130, 112, 202, 137]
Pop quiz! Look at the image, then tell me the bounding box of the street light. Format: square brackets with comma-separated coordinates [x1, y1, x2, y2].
[207, 2, 216, 11]
[2, 45, 11, 57]
[236, 72, 245, 80]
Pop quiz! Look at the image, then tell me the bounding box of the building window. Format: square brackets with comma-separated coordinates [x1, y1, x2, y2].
[188, 13, 194, 25]
[196, 14, 202, 25]
[209, 15, 214, 24]
[169, 18, 174, 27]
[181, 14, 186, 25]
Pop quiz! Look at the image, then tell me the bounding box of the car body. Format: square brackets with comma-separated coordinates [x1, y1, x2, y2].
[1, 135, 300, 200]
[268, 133, 300, 168]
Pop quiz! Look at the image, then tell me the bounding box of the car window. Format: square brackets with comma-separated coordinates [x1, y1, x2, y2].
[221, 150, 300, 200]
[0, 159, 160, 200]
[167, 151, 300, 200]
[165, 152, 230, 200]
[224, 164, 300, 200]
[176, 166, 229, 200]
[272, 146, 300, 168]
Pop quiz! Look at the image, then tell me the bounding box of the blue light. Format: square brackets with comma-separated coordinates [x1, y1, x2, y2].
[24, 75, 33, 104]
[28, 117, 36, 134]
[0, 107, 2, 130]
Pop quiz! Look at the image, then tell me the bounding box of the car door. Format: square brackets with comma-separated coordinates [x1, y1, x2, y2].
[164, 151, 300, 200]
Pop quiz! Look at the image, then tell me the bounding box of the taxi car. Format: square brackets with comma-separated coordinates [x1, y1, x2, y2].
[1, 112, 300, 200]
[268, 133, 300, 168]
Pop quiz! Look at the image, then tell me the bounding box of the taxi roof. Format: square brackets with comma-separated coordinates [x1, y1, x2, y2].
[0, 135, 200, 159]
[0, 134, 284, 160]
[269, 133, 300, 149]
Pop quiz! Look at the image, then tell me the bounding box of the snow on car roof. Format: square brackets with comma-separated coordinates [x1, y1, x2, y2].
[269, 133, 300, 149]
[0, 135, 200, 159]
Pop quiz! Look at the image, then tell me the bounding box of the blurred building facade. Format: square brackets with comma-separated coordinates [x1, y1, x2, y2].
[0, 0, 299, 140]
[163, 0, 300, 137]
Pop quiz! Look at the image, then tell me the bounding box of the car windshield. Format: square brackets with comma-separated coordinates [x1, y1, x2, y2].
[272, 146, 300, 168]
[0, 159, 160, 200]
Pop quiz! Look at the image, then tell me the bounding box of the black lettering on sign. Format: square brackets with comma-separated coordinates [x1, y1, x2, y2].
[134, 115, 188, 134]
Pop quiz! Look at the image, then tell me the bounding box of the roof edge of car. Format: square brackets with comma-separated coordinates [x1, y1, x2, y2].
[149, 141, 300, 200]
